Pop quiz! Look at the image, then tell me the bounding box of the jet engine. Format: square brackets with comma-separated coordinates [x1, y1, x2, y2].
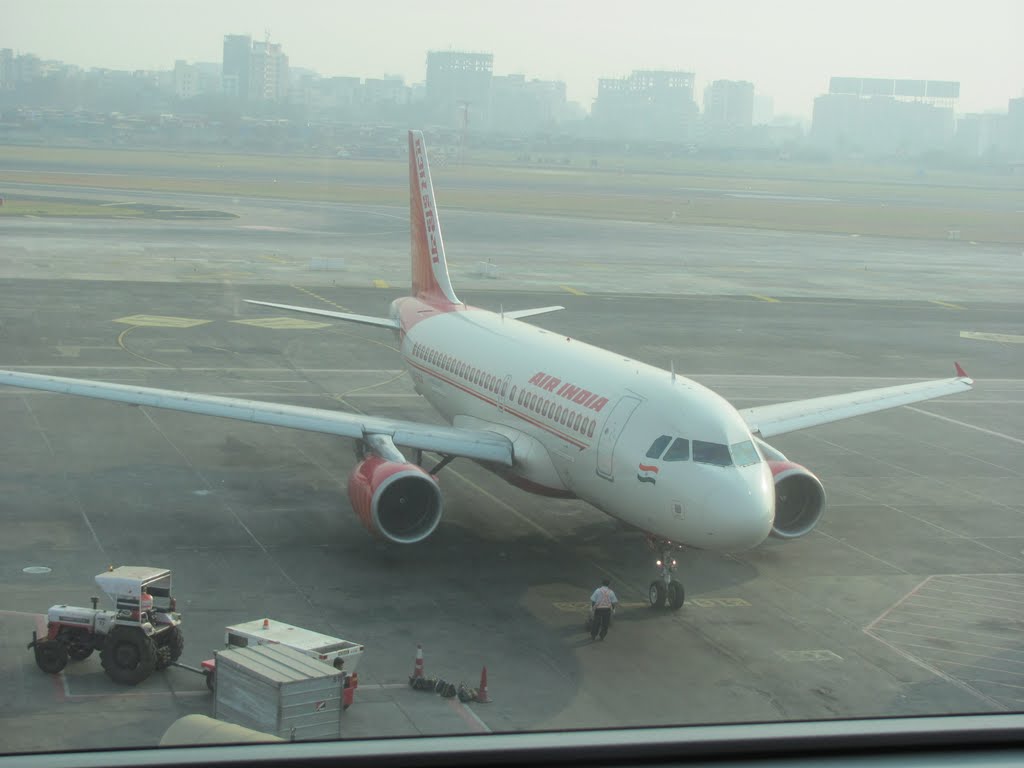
[347, 455, 443, 544]
[767, 460, 826, 539]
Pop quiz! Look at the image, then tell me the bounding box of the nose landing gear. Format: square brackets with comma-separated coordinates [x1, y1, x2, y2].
[647, 537, 685, 610]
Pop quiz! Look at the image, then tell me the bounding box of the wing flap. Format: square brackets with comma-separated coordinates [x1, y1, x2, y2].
[741, 369, 973, 438]
[505, 306, 565, 320]
[244, 300, 399, 330]
[0, 370, 512, 465]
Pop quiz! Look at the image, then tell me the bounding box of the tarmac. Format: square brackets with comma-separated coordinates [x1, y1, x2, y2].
[0, 185, 1022, 753]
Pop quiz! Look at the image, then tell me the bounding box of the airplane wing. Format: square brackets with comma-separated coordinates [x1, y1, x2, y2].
[0, 370, 513, 465]
[739, 364, 974, 439]
[244, 300, 399, 330]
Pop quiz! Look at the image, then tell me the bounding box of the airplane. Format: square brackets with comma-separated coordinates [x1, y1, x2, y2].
[0, 130, 974, 610]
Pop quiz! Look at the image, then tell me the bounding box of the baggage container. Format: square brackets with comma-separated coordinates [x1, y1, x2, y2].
[213, 644, 343, 741]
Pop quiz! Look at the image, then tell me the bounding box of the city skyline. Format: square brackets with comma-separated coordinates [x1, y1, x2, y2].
[2, 0, 1021, 120]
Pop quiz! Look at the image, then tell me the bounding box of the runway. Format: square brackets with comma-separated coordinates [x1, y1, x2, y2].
[0, 201, 1022, 750]
[2, 181, 1021, 303]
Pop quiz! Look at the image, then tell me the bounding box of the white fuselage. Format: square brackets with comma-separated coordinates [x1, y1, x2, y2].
[393, 298, 776, 551]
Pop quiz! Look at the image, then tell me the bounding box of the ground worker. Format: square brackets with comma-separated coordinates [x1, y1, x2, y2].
[589, 578, 618, 641]
[140, 587, 153, 617]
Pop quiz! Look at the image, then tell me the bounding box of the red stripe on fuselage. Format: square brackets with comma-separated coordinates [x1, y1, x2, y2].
[404, 357, 591, 451]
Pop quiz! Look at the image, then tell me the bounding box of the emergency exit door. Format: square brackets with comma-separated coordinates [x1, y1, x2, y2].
[596, 395, 642, 481]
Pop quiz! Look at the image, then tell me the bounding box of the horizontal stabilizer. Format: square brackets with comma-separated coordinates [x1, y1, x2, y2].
[505, 306, 565, 320]
[244, 300, 399, 330]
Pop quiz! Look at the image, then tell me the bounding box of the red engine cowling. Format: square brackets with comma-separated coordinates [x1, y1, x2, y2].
[768, 460, 826, 539]
[347, 456, 443, 544]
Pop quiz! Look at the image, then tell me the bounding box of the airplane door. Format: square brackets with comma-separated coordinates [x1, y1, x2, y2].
[596, 395, 642, 481]
[498, 375, 512, 412]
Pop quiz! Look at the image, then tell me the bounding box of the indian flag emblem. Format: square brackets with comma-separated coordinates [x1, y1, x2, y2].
[637, 463, 659, 484]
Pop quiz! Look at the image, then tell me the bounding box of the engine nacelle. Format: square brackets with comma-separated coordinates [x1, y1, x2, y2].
[768, 460, 826, 539]
[347, 456, 443, 544]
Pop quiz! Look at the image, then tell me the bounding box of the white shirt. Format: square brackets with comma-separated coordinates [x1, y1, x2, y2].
[590, 586, 617, 609]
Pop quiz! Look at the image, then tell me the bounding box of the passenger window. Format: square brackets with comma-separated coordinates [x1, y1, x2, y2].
[501, 379, 509, 397]
[645, 435, 672, 459]
[663, 438, 690, 462]
[587, 420, 595, 438]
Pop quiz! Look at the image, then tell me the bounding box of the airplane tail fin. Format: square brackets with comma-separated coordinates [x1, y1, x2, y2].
[408, 130, 460, 306]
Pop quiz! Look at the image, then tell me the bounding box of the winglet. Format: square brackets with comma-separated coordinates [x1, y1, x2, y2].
[954, 361, 969, 379]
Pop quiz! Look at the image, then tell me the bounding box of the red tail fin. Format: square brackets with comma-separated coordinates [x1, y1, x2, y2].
[409, 130, 459, 305]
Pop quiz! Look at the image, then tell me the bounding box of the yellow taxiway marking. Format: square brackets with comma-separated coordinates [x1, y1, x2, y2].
[113, 314, 210, 328]
[116, 326, 174, 368]
[290, 284, 349, 312]
[232, 317, 332, 330]
[960, 331, 1024, 344]
[373, 279, 390, 288]
[931, 300, 966, 310]
[559, 285, 586, 296]
[262, 254, 289, 264]
[750, 294, 780, 303]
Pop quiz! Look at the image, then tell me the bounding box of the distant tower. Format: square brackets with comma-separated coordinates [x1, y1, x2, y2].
[222, 34, 251, 101]
[458, 100, 470, 164]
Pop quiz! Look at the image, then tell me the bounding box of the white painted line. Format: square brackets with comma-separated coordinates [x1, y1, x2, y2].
[883, 641, 1024, 668]
[961, 331, 1024, 343]
[904, 406, 1024, 446]
[944, 575, 1024, 590]
[862, 629, 1009, 711]
[447, 699, 492, 734]
[870, 627, 1024, 655]
[872, 619, 1022, 643]
[911, 656, 1024, 678]
[927, 587, 1024, 606]
[890, 600, 1019, 622]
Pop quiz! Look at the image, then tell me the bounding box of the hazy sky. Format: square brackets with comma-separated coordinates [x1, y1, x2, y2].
[3, 0, 1021, 118]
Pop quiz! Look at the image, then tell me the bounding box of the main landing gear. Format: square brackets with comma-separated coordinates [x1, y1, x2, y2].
[647, 537, 685, 610]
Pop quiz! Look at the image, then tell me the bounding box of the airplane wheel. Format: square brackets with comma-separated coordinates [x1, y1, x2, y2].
[649, 581, 666, 609]
[667, 581, 685, 610]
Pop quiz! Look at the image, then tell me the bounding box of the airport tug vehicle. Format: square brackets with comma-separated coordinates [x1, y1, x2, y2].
[197, 618, 364, 708]
[28, 566, 183, 685]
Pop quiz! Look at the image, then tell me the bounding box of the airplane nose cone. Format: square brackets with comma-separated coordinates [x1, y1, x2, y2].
[711, 464, 775, 551]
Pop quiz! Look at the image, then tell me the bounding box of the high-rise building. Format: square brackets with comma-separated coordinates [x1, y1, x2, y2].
[0, 49, 13, 90]
[703, 80, 755, 133]
[425, 51, 493, 127]
[490, 74, 568, 134]
[592, 70, 698, 141]
[811, 77, 958, 156]
[249, 40, 289, 103]
[222, 34, 251, 100]
[1009, 97, 1024, 160]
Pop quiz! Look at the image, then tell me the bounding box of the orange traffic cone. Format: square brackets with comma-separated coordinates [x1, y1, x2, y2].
[412, 644, 424, 679]
[476, 666, 491, 703]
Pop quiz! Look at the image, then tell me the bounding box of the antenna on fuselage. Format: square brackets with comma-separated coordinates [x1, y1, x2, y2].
[670, 361, 676, 383]
[500, 304, 504, 322]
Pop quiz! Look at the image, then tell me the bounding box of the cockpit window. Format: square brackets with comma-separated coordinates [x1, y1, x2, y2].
[663, 438, 690, 462]
[693, 440, 732, 467]
[730, 440, 761, 467]
[645, 435, 672, 459]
